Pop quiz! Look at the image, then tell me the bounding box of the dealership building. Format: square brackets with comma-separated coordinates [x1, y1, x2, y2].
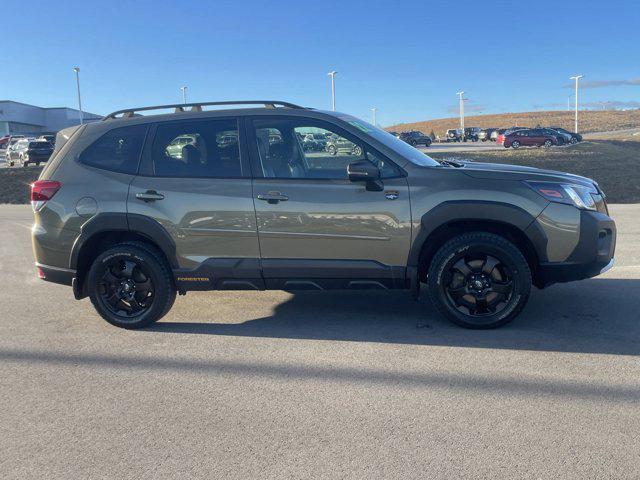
[0, 100, 102, 136]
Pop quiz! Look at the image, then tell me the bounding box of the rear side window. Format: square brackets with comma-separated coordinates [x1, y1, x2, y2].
[151, 118, 241, 178]
[79, 125, 147, 174]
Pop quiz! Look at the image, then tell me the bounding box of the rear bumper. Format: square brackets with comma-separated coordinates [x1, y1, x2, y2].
[536, 210, 616, 286]
[35, 262, 75, 286]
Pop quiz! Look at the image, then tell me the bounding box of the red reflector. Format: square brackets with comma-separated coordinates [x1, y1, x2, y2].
[37, 267, 45, 279]
[539, 188, 564, 198]
[31, 180, 61, 202]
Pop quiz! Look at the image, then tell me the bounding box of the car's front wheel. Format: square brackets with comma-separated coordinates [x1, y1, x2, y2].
[570, 137, 578, 144]
[543, 139, 553, 147]
[511, 140, 520, 149]
[87, 242, 176, 329]
[427, 232, 532, 329]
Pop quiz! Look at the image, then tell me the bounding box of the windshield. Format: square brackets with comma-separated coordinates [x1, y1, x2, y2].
[338, 115, 439, 167]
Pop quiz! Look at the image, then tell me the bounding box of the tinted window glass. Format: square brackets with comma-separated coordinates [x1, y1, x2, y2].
[253, 118, 401, 180]
[152, 119, 241, 178]
[337, 115, 439, 167]
[80, 125, 147, 174]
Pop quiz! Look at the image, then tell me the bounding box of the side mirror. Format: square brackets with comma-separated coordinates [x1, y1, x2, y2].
[347, 160, 383, 191]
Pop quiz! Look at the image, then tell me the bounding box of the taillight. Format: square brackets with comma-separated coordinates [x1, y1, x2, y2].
[31, 180, 61, 211]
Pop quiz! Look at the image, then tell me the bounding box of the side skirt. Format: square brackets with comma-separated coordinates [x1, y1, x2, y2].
[173, 258, 409, 292]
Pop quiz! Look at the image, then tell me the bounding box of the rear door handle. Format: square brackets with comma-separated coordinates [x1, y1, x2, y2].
[136, 190, 165, 202]
[257, 192, 289, 204]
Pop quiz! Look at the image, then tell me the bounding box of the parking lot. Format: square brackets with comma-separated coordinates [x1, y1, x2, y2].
[1, 203, 639, 479]
[422, 140, 504, 154]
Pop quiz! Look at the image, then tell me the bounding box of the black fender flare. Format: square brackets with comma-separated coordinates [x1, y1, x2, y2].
[69, 213, 178, 270]
[407, 200, 546, 267]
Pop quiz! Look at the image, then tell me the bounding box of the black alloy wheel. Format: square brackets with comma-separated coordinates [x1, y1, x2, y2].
[98, 258, 155, 318]
[442, 253, 514, 317]
[427, 232, 532, 329]
[87, 242, 176, 329]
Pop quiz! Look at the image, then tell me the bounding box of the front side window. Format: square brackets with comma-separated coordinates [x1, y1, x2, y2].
[253, 118, 401, 180]
[151, 119, 241, 178]
[79, 125, 147, 174]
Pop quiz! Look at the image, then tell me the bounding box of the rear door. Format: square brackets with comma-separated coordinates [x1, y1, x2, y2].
[527, 129, 543, 145]
[128, 116, 263, 290]
[247, 115, 412, 290]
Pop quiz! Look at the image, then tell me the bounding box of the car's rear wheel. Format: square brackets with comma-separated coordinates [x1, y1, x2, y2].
[511, 140, 520, 149]
[87, 242, 176, 329]
[427, 232, 532, 329]
[327, 145, 337, 155]
[543, 139, 553, 147]
[352, 145, 363, 156]
[570, 137, 578, 144]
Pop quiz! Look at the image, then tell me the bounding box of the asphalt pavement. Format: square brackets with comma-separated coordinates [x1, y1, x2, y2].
[1, 204, 639, 479]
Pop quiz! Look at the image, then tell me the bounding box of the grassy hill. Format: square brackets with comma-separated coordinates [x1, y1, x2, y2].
[387, 109, 640, 136]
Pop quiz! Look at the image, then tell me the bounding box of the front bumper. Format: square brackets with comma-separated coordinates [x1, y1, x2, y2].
[536, 210, 616, 286]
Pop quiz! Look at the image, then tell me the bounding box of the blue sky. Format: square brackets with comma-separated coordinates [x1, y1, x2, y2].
[3, 0, 639, 126]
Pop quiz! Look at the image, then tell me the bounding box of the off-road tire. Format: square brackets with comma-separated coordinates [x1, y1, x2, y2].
[87, 241, 176, 329]
[427, 232, 532, 329]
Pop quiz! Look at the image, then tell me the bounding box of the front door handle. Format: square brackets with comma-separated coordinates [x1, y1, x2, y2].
[257, 192, 289, 204]
[136, 190, 165, 202]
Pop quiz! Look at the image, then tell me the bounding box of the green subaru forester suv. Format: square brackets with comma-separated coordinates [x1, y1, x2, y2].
[31, 101, 616, 329]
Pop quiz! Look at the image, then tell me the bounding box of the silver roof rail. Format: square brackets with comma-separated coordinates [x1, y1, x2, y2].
[104, 100, 305, 120]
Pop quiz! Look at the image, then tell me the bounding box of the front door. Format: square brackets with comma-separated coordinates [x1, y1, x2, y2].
[128, 117, 263, 290]
[248, 116, 412, 290]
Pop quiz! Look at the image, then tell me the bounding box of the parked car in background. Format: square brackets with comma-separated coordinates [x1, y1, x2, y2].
[399, 131, 431, 147]
[325, 135, 362, 155]
[2, 135, 27, 160]
[1, 135, 25, 158]
[5, 138, 54, 166]
[478, 128, 496, 142]
[446, 129, 462, 142]
[541, 128, 567, 145]
[387, 131, 400, 137]
[490, 129, 506, 142]
[550, 127, 582, 144]
[0, 135, 11, 150]
[38, 134, 56, 146]
[500, 128, 559, 149]
[165, 134, 197, 159]
[464, 127, 481, 142]
[301, 133, 327, 152]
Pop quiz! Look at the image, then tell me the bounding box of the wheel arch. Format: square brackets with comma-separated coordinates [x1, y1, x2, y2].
[70, 213, 178, 298]
[409, 201, 544, 286]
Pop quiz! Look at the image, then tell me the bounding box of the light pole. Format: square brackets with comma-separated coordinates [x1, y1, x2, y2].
[456, 91, 465, 141]
[371, 107, 377, 126]
[72, 67, 83, 125]
[327, 71, 337, 111]
[180, 85, 188, 104]
[569, 75, 584, 133]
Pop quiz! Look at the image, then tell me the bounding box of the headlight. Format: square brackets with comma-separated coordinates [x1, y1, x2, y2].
[525, 181, 597, 211]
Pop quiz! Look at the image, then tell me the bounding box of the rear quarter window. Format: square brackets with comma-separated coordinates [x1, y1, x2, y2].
[79, 125, 147, 174]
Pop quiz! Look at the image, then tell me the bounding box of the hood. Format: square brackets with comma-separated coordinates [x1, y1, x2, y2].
[459, 161, 597, 187]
